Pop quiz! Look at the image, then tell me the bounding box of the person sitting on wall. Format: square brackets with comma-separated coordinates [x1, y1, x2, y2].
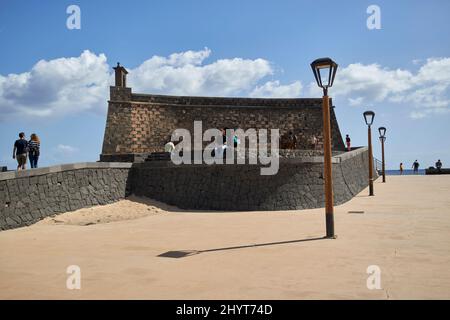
[233, 129, 240, 148]
[280, 133, 288, 149]
[288, 131, 297, 150]
[280, 132, 297, 150]
[164, 137, 176, 154]
[310, 134, 318, 150]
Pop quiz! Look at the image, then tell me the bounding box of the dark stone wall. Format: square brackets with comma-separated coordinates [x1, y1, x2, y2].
[101, 87, 345, 159]
[0, 149, 373, 231]
[0, 165, 131, 231]
[130, 148, 371, 211]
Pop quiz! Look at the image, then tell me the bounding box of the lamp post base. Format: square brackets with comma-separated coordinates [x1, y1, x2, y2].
[325, 213, 335, 238]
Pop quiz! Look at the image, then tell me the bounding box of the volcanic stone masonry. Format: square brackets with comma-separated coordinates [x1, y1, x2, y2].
[100, 86, 346, 162]
[130, 147, 371, 211]
[0, 163, 132, 231]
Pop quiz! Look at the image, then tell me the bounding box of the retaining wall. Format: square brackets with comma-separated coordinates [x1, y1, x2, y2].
[0, 163, 132, 231]
[0, 148, 373, 231]
[130, 147, 372, 211]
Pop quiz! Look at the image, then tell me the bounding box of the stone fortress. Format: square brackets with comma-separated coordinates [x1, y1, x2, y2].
[100, 63, 345, 162]
[0, 64, 373, 230]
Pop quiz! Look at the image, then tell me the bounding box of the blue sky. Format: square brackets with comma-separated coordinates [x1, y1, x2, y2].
[1, 0, 449, 169]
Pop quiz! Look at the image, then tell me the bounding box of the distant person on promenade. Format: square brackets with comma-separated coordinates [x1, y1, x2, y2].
[345, 134, 351, 151]
[400, 163, 404, 175]
[412, 160, 420, 174]
[28, 133, 40, 169]
[436, 159, 442, 172]
[12, 132, 28, 171]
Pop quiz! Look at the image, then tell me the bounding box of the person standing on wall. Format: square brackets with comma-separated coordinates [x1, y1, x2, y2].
[12, 132, 28, 171]
[435, 159, 442, 172]
[28, 133, 41, 169]
[412, 160, 420, 174]
[345, 134, 351, 151]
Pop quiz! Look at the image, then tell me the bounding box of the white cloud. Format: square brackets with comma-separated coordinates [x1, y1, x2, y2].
[1, 49, 449, 122]
[348, 96, 364, 107]
[331, 63, 414, 102]
[56, 144, 78, 155]
[308, 58, 450, 118]
[129, 47, 273, 96]
[0, 48, 278, 121]
[0, 50, 110, 120]
[249, 80, 302, 98]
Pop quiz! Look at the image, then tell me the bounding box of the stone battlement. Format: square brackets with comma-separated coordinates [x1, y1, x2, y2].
[101, 84, 345, 160]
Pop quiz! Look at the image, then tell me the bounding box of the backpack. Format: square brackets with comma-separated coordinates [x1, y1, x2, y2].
[29, 142, 40, 156]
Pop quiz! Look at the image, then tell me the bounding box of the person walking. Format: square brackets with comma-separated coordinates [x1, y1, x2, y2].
[400, 162, 404, 175]
[345, 134, 351, 151]
[412, 160, 420, 174]
[12, 132, 28, 171]
[28, 133, 40, 169]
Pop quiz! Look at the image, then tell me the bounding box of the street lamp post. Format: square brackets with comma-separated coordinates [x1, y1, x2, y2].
[378, 127, 386, 183]
[311, 57, 338, 239]
[363, 111, 375, 196]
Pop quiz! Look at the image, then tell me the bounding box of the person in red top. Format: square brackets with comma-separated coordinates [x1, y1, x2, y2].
[345, 134, 351, 151]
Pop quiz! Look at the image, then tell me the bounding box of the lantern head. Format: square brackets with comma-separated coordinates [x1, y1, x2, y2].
[311, 57, 338, 95]
[363, 111, 375, 126]
[378, 126, 386, 138]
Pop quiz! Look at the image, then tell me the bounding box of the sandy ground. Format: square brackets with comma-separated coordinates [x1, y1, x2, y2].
[35, 196, 174, 226]
[0, 175, 449, 300]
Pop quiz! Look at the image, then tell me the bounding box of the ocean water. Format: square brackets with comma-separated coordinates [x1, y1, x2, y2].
[384, 169, 425, 176]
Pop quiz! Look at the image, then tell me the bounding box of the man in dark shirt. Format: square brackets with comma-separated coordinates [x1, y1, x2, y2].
[412, 160, 420, 174]
[13, 132, 28, 170]
[436, 159, 442, 172]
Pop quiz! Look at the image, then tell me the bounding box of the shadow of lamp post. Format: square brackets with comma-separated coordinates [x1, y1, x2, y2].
[378, 126, 386, 183]
[311, 57, 338, 239]
[363, 111, 375, 196]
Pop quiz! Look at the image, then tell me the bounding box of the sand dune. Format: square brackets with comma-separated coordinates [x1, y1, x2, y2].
[36, 196, 175, 226]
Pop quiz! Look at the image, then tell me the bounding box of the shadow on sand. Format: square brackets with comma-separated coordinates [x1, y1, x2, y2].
[158, 236, 327, 259]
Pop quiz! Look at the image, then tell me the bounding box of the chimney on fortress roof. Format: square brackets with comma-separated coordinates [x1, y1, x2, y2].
[113, 62, 128, 87]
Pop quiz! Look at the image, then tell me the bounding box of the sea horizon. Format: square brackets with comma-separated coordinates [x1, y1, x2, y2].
[384, 169, 426, 176]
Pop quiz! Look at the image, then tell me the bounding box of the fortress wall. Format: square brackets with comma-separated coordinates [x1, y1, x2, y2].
[0, 163, 132, 231]
[130, 147, 371, 211]
[0, 149, 372, 231]
[101, 87, 345, 160]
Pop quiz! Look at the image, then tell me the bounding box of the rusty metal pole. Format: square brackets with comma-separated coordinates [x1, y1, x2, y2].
[381, 137, 386, 183]
[322, 92, 335, 238]
[368, 126, 374, 196]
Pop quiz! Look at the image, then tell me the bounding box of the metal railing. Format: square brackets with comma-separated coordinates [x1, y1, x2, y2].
[374, 157, 382, 175]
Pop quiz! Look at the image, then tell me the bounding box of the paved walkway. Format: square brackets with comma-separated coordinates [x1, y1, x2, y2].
[1, 175, 449, 299]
